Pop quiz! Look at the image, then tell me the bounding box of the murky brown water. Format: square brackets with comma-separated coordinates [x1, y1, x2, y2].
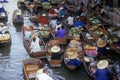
[0, 0, 91, 80]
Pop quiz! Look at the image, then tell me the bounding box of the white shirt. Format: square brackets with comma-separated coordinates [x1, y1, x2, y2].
[67, 16, 74, 25]
[24, 31, 32, 40]
[49, 19, 57, 29]
[36, 73, 54, 80]
[30, 36, 41, 53]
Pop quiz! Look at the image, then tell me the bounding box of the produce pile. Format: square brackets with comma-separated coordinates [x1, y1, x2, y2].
[84, 45, 98, 57]
[68, 27, 83, 36]
[0, 34, 10, 41]
[39, 26, 50, 37]
[42, 2, 51, 10]
[50, 0, 59, 4]
[89, 17, 101, 25]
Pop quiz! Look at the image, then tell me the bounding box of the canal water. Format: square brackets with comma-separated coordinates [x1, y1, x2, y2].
[0, 0, 91, 80]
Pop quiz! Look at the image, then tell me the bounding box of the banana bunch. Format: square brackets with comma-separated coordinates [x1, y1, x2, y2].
[39, 27, 50, 36]
[69, 27, 83, 36]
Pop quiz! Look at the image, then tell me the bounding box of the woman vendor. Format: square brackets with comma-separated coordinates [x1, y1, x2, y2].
[92, 60, 113, 80]
[97, 36, 107, 56]
[50, 46, 61, 60]
[38, 13, 48, 26]
[66, 51, 82, 67]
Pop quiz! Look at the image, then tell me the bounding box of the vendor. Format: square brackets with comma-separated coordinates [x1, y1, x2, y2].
[97, 36, 107, 56]
[74, 16, 86, 28]
[66, 50, 82, 67]
[30, 34, 41, 53]
[50, 46, 61, 60]
[92, 60, 113, 80]
[55, 26, 66, 39]
[36, 68, 54, 80]
[38, 13, 48, 26]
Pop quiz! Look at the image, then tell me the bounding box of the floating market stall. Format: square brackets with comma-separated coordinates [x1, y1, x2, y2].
[22, 26, 47, 58]
[46, 40, 63, 67]
[64, 39, 83, 70]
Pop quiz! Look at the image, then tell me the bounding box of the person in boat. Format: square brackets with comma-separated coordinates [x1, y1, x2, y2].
[38, 13, 48, 27]
[0, 3, 5, 14]
[49, 17, 57, 30]
[55, 26, 66, 39]
[66, 49, 82, 67]
[55, 21, 62, 31]
[74, 16, 86, 28]
[30, 34, 41, 53]
[36, 68, 54, 80]
[50, 45, 61, 60]
[92, 60, 113, 80]
[66, 13, 74, 29]
[15, 10, 23, 22]
[58, 7, 66, 22]
[23, 26, 34, 41]
[79, 13, 87, 24]
[97, 36, 107, 56]
[48, 6, 58, 18]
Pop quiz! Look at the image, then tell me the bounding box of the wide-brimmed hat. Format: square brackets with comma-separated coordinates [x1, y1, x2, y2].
[51, 46, 61, 53]
[0, 23, 4, 26]
[36, 68, 44, 75]
[16, 11, 21, 15]
[42, 14, 47, 16]
[97, 38, 106, 47]
[66, 51, 78, 59]
[97, 60, 108, 69]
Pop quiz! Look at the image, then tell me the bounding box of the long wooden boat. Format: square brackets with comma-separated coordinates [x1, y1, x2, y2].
[22, 58, 44, 80]
[64, 39, 83, 70]
[12, 9, 23, 24]
[22, 26, 47, 58]
[46, 40, 63, 67]
[65, 3, 77, 13]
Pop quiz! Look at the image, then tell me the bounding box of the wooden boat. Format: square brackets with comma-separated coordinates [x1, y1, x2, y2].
[12, 9, 23, 24]
[46, 40, 63, 67]
[22, 58, 44, 80]
[22, 26, 47, 58]
[64, 39, 83, 70]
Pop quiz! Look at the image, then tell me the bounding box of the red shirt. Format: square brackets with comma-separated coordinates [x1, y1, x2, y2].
[38, 16, 48, 26]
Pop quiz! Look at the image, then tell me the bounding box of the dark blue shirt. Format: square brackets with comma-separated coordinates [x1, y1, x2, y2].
[74, 20, 85, 27]
[93, 68, 112, 80]
[67, 58, 82, 66]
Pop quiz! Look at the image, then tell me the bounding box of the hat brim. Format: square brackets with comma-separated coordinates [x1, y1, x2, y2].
[51, 46, 61, 53]
[66, 52, 78, 59]
[97, 41, 106, 47]
[97, 60, 108, 69]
